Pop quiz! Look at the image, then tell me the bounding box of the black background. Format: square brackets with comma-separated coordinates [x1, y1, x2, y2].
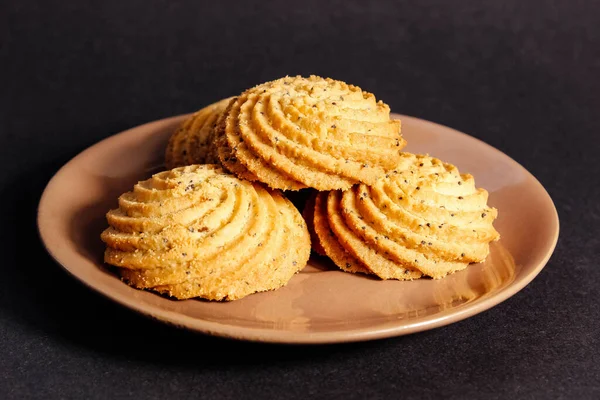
[2, 1, 599, 398]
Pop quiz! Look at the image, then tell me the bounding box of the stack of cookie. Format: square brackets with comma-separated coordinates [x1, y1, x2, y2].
[102, 75, 499, 301]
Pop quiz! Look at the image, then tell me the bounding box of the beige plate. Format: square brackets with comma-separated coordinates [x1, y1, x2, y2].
[37, 113, 559, 344]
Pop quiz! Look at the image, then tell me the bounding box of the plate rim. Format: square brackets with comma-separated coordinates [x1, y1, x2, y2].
[37, 113, 560, 344]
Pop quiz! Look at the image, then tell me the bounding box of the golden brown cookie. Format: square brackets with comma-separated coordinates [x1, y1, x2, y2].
[101, 164, 311, 301]
[306, 154, 500, 279]
[165, 98, 233, 169]
[214, 75, 407, 191]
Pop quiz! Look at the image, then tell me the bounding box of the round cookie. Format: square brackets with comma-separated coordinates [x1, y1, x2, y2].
[214, 75, 407, 191]
[101, 164, 311, 301]
[305, 154, 500, 280]
[165, 98, 233, 169]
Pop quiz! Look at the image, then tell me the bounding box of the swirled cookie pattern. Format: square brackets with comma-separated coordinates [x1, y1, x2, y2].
[165, 98, 233, 169]
[101, 165, 311, 300]
[307, 154, 500, 279]
[215, 75, 407, 191]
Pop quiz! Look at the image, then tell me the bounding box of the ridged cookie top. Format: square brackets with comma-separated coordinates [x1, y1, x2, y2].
[165, 98, 232, 169]
[101, 164, 310, 301]
[309, 154, 500, 279]
[216, 75, 406, 191]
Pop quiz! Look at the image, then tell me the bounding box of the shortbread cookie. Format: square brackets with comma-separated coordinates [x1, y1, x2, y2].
[214, 75, 407, 191]
[306, 154, 500, 279]
[165, 98, 232, 169]
[101, 164, 311, 301]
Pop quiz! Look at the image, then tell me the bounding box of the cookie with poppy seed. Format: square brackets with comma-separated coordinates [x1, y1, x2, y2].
[101, 164, 311, 301]
[214, 75, 407, 191]
[306, 154, 500, 279]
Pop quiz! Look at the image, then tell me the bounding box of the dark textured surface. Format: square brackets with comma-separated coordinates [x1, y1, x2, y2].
[1, 0, 599, 398]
